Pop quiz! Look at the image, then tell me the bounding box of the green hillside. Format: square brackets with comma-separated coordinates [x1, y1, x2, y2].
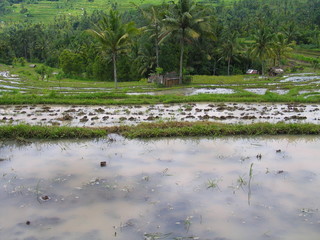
[0, 0, 318, 80]
[0, 0, 236, 24]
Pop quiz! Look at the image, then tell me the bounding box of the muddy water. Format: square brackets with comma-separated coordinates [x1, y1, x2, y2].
[0, 136, 320, 240]
[1, 103, 319, 127]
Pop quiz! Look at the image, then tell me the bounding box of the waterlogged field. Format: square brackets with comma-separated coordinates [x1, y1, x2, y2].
[1, 103, 320, 127]
[0, 136, 320, 240]
[1, 70, 320, 107]
[1, 69, 320, 97]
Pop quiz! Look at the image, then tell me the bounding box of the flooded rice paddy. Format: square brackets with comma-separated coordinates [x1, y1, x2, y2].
[1, 103, 320, 126]
[0, 136, 320, 240]
[1, 71, 319, 96]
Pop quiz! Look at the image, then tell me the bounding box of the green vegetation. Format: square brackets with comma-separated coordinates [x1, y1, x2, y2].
[0, 63, 319, 104]
[1, 122, 319, 140]
[1, 88, 320, 105]
[0, 124, 106, 139]
[87, 9, 139, 88]
[120, 122, 320, 138]
[0, 0, 319, 81]
[0, 0, 319, 140]
[0, 0, 238, 24]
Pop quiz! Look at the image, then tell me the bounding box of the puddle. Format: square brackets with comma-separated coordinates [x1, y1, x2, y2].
[0, 71, 11, 78]
[269, 89, 290, 95]
[0, 85, 26, 90]
[0, 136, 320, 239]
[299, 90, 320, 95]
[280, 76, 320, 83]
[1, 103, 319, 126]
[127, 88, 236, 96]
[0, 79, 22, 85]
[244, 88, 268, 95]
[188, 88, 236, 95]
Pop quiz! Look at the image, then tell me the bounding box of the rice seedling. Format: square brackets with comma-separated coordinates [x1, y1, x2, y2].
[207, 179, 221, 190]
[248, 163, 254, 205]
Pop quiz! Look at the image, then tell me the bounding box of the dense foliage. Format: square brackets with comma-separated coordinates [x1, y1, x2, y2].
[0, 0, 319, 81]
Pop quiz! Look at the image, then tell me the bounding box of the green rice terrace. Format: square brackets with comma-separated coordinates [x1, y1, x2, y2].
[0, 0, 237, 24]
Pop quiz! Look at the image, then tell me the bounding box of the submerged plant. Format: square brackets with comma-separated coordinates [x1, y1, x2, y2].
[207, 178, 221, 190]
[144, 232, 172, 240]
[248, 163, 254, 205]
[237, 176, 247, 189]
[184, 216, 193, 232]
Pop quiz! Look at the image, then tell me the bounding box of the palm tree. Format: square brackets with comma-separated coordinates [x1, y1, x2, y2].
[250, 27, 274, 75]
[162, 0, 214, 84]
[272, 32, 294, 66]
[221, 31, 241, 75]
[134, 4, 166, 69]
[87, 10, 139, 88]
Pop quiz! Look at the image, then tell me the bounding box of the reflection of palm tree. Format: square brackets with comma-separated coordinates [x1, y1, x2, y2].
[162, 0, 214, 84]
[221, 31, 240, 75]
[87, 10, 138, 88]
[250, 27, 274, 75]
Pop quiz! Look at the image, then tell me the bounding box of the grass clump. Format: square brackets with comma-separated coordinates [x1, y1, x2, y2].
[0, 124, 106, 140]
[0, 122, 319, 140]
[120, 122, 320, 138]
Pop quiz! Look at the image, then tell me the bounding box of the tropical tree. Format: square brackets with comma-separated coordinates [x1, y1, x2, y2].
[272, 32, 294, 66]
[87, 9, 139, 88]
[134, 4, 166, 69]
[250, 27, 275, 75]
[162, 0, 214, 84]
[220, 31, 241, 75]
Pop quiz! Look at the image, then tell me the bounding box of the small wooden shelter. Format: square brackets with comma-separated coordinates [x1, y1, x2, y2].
[148, 72, 180, 87]
[269, 67, 284, 76]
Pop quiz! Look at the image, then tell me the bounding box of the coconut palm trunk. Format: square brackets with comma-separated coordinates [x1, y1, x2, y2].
[227, 57, 231, 76]
[179, 36, 185, 84]
[112, 53, 118, 88]
[155, 37, 159, 68]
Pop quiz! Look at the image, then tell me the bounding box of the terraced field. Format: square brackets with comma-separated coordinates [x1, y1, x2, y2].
[0, 0, 237, 24]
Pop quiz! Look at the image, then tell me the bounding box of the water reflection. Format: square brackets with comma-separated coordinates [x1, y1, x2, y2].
[0, 136, 320, 240]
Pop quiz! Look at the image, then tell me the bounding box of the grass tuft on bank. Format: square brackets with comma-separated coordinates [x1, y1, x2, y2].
[0, 122, 319, 140]
[0, 124, 106, 140]
[121, 122, 320, 138]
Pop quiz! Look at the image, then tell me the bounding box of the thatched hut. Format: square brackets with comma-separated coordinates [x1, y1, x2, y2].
[148, 72, 180, 87]
[269, 67, 284, 76]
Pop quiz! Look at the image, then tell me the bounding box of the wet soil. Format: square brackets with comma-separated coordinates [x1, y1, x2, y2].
[1, 103, 319, 127]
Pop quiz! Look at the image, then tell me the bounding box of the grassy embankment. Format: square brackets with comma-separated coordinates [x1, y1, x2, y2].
[1, 90, 319, 105]
[0, 122, 320, 140]
[288, 48, 320, 70]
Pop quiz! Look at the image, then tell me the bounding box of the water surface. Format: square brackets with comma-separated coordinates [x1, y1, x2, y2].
[0, 136, 319, 239]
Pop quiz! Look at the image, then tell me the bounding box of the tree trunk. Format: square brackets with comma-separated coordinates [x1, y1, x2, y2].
[179, 37, 184, 85]
[213, 60, 217, 75]
[113, 53, 118, 89]
[155, 25, 160, 68]
[227, 57, 231, 76]
[155, 38, 159, 68]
